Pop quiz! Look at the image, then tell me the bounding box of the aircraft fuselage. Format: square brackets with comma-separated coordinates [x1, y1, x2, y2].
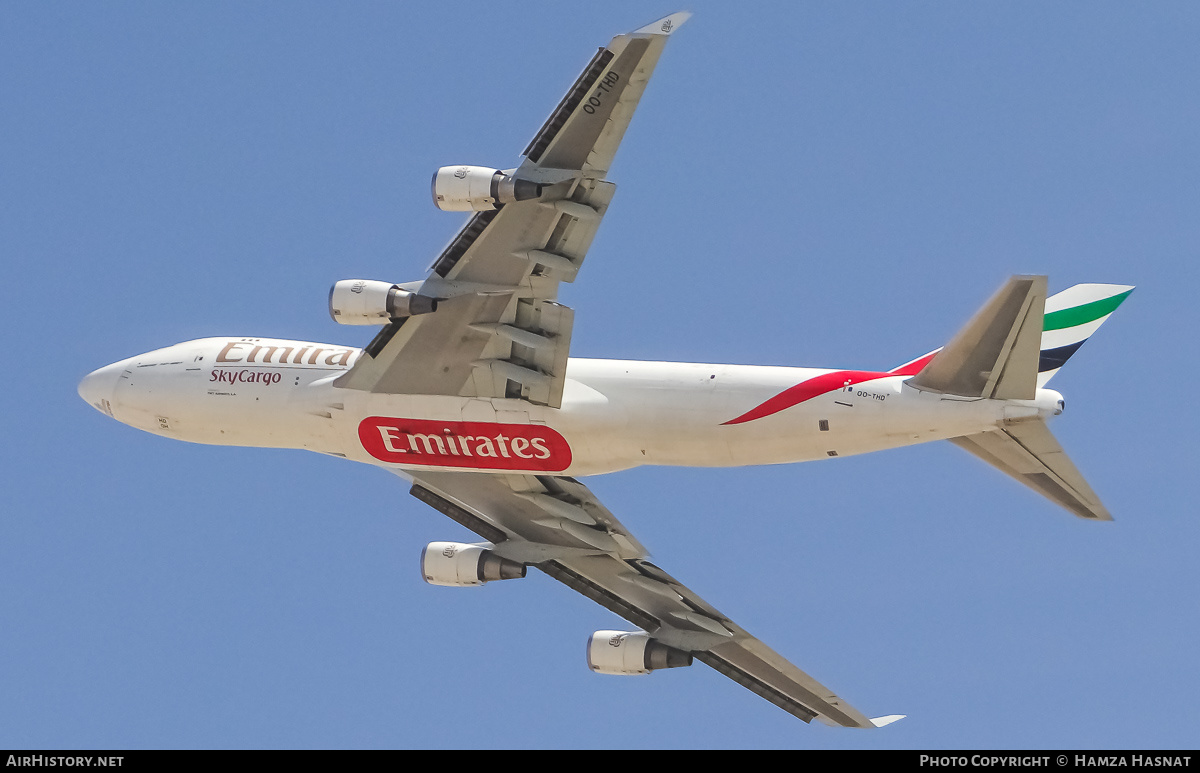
[79, 337, 1063, 477]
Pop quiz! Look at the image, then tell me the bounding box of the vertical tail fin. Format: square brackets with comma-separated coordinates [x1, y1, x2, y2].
[1037, 284, 1134, 386]
[890, 281, 1134, 387]
[906, 276, 1047, 399]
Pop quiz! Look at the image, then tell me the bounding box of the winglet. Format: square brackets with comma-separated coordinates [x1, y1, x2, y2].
[870, 714, 906, 728]
[633, 11, 692, 36]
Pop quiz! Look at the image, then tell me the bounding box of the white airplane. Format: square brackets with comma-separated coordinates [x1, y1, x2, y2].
[78, 13, 1132, 728]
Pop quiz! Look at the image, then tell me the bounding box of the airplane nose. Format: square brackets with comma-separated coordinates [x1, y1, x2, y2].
[78, 363, 120, 418]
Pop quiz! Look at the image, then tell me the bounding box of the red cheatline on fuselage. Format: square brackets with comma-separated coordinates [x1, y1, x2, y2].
[721, 369, 898, 426]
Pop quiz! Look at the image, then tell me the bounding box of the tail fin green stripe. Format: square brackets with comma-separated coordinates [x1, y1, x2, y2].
[1043, 289, 1133, 331]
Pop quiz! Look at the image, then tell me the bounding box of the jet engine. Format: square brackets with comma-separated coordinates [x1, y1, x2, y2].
[421, 541, 527, 587]
[586, 630, 693, 675]
[431, 166, 542, 211]
[328, 279, 438, 325]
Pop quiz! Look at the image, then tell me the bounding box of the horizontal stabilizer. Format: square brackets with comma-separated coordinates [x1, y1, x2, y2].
[950, 420, 1111, 521]
[909, 276, 1047, 400]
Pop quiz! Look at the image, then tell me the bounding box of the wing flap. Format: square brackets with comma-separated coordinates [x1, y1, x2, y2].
[407, 471, 649, 562]
[698, 640, 874, 727]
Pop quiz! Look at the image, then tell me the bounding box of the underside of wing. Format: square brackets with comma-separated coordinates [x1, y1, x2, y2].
[403, 468, 892, 728]
[521, 11, 688, 177]
[335, 15, 685, 403]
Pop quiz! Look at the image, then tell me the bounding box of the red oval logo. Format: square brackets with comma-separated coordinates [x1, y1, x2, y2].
[359, 417, 572, 472]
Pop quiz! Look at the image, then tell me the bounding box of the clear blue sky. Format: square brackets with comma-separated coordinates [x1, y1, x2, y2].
[3, 1, 1198, 750]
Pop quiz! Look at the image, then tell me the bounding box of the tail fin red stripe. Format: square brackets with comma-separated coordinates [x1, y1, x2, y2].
[887, 350, 939, 377]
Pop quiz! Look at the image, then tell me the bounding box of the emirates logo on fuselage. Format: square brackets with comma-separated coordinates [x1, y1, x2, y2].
[359, 416, 572, 472]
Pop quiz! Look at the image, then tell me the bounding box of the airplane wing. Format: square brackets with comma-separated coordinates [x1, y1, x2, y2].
[335, 12, 691, 406]
[404, 469, 890, 727]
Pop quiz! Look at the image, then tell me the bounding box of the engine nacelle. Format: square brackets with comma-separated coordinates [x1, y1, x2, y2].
[328, 279, 438, 325]
[431, 165, 542, 211]
[586, 630, 693, 676]
[421, 541, 527, 587]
